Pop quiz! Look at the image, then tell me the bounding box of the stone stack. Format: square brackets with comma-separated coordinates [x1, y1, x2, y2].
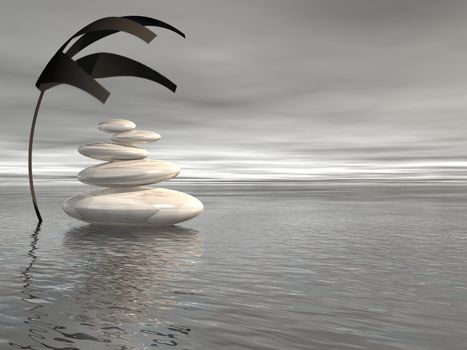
[63, 119, 203, 226]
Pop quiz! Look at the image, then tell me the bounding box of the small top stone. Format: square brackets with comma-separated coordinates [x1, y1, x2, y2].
[98, 119, 136, 133]
[112, 130, 161, 144]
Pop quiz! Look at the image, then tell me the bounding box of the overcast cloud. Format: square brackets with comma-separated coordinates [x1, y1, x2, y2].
[2, 0, 467, 184]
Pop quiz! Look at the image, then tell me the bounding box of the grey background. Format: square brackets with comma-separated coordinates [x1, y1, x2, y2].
[2, 0, 467, 184]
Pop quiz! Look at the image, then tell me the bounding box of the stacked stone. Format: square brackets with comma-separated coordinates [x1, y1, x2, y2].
[63, 119, 203, 226]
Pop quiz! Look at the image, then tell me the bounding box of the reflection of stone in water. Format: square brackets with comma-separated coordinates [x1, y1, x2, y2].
[14, 224, 202, 350]
[63, 224, 203, 310]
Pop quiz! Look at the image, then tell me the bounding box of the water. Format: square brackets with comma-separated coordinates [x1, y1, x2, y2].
[1, 183, 467, 350]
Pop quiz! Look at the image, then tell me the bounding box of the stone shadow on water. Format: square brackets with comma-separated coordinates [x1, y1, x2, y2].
[11, 224, 202, 350]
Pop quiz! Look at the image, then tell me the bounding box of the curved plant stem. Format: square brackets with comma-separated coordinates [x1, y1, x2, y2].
[28, 91, 45, 224]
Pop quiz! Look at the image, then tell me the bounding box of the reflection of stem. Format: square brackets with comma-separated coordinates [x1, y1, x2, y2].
[28, 90, 45, 224]
[21, 223, 41, 302]
[14, 223, 51, 348]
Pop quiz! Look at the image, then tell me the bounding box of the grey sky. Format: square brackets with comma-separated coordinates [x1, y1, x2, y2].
[2, 0, 467, 184]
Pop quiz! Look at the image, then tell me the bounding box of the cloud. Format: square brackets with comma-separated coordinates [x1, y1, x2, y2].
[2, 0, 467, 183]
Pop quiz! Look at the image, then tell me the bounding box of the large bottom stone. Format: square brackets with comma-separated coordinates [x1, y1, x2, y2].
[63, 187, 203, 226]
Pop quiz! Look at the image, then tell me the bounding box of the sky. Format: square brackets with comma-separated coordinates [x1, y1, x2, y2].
[2, 0, 467, 184]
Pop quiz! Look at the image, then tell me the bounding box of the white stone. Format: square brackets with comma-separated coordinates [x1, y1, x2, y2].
[78, 142, 148, 161]
[98, 119, 136, 133]
[112, 130, 161, 144]
[78, 159, 180, 187]
[63, 187, 204, 226]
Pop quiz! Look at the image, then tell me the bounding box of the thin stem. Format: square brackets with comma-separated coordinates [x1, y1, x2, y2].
[28, 90, 45, 224]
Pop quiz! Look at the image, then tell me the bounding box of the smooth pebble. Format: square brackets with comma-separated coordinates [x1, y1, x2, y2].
[112, 130, 161, 144]
[78, 159, 180, 187]
[98, 119, 136, 133]
[78, 142, 148, 161]
[63, 187, 204, 226]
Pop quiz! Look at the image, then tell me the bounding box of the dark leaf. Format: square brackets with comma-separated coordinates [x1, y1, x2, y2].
[66, 16, 184, 57]
[35, 52, 109, 103]
[61, 16, 156, 56]
[77, 52, 177, 93]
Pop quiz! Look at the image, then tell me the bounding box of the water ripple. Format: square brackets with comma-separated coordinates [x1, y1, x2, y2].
[2, 185, 467, 349]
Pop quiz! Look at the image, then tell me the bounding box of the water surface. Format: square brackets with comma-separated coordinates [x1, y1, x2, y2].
[1, 183, 467, 349]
